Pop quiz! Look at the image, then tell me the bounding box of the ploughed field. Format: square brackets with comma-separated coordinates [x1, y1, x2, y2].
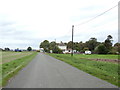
[48, 53, 120, 87]
[0, 51, 37, 87]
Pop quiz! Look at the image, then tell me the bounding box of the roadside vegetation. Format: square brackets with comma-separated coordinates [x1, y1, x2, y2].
[0, 51, 37, 87]
[40, 35, 120, 55]
[48, 53, 119, 87]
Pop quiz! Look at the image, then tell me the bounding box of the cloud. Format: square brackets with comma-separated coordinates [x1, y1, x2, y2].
[0, 0, 119, 49]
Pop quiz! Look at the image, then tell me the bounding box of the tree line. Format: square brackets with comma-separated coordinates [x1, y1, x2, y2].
[40, 35, 120, 54]
[1, 47, 33, 52]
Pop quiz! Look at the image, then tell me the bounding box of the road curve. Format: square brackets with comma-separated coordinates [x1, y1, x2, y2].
[5, 53, 117, 88]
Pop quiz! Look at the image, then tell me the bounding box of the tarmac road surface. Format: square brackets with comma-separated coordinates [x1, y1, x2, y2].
[5, 53, 117, 88]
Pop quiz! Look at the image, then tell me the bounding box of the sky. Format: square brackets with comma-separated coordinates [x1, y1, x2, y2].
[0, 0, 119, 49]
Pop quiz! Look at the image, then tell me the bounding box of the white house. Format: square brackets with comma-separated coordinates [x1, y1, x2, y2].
[40, 48, 44, 52]
[57, 42, 67, 53]
[58, 45, 67, 50]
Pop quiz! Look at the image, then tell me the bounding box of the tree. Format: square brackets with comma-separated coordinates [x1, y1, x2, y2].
[40, 40, 50, 52]
[85, 38, 100, 52]
[4, 48, 10, 51]
[95, 44, 108, 54]
[52, 46, 62, 54]
[49, 41, 56, 50]
[114, 43, 120, 53]
[27, 47, 32, 51]
[67, 41, 72, 49]
[104, 35, 113, 53]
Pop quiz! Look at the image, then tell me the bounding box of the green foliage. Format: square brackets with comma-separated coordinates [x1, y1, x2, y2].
[85, 38, 100, 52]
[95, 44, 108, 54]
[52, 46, 62, 54]
[40, 35, 116, 54]
[40, 40, 62, 53]
[48, 54, 119, 87]
[104, 35, 113, 53]
[114, 43, 120, 53]
[4, 48, 10, 51]
[67, 41, 72, 49]
[27, 47, 32, 51]
[2, 52, 37, 86]
[40, 40, 50, 52]
[49, 41, 56, 50]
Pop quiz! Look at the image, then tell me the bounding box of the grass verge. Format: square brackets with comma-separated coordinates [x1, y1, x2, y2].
[1, 52, 37, 87]
[48, 53, 120, 87]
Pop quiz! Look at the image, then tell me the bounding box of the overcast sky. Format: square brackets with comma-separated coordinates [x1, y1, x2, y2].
[0, 0, 119, 49]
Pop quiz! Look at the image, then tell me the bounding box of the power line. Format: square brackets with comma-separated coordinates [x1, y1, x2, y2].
[75, 4, 118, 27]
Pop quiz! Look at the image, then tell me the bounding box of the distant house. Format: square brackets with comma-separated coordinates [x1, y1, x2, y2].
[40, 48, 44, 52]
[57, 42, 67, 53]
[57, 42, 76, 54]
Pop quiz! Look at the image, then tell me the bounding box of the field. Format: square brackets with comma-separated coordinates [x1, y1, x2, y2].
[48, 53, 120, 87]
[0, 51, 37, 87]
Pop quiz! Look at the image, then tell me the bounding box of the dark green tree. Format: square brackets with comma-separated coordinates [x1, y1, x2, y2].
[40, 40, 50, 52]
[67, 41, 72, 49]
[104, 35, 113, 53]
[114, 43, 120, 53]
[95, 44, 108, 54]
[49, 41, 56, 50]
[27, 47, 32, 51]
[4, 48, 10, 51]
[52, 46, 62, 54]
[85, 38, 100, 52]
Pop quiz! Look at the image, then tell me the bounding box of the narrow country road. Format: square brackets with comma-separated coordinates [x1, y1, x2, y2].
[5, 53, 117, 88]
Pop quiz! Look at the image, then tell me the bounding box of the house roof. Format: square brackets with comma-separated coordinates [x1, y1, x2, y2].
[57, 42, 66, 46]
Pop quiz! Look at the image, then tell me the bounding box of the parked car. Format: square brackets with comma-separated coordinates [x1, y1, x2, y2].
[85, 51, 91, 55]
[15, 49, 22, 52]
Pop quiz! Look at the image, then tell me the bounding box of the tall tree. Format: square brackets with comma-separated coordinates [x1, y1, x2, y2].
[67, 41, 72, 49]
[49, 41, 56, 50]
[85, 37, 100, 52]
[40, 40, 50, 52]
[104, 35, 113, 53]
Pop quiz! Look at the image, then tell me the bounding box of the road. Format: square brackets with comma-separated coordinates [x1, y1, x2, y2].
[5, 53, 117, 88]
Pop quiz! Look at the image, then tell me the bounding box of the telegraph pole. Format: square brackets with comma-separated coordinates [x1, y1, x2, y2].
[71, 25, 74, 56]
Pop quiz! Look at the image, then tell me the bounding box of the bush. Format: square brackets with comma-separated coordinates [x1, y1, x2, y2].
[95, 44, 108, 54]
[53, 46, 62, 54]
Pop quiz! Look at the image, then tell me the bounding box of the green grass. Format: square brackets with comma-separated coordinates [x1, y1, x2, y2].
[2, 51, 34, 64]
[0, 51, 37, 87]
[48, 53, 119, 87]
[75, 54, 118, 60]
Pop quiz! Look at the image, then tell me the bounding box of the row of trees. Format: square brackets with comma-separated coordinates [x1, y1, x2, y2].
[40, 35, 120, 54]
[1, 47, 32, 51]
[40, 40, 62, 53]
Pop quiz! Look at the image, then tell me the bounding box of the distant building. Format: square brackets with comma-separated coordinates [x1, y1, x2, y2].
[57, 42, 67, 53]
[40, 48, 44, 52]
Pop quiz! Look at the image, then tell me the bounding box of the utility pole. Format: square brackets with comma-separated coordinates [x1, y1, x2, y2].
[71, 25, 74, 56]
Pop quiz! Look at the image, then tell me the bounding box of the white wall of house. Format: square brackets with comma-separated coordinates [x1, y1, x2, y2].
[58, 46, 67, 50]
[40, 48, 44, 52]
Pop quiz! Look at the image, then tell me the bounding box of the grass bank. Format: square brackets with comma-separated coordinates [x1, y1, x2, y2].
[1, 52, 37, 87]
[48, 53, 119, 87]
